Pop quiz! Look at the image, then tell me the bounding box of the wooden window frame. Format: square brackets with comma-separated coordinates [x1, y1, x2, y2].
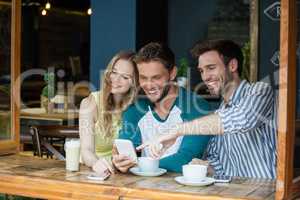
[248, 0, 300, 198]
[276, 0, 300, 199]
[0, 0, 21, 155]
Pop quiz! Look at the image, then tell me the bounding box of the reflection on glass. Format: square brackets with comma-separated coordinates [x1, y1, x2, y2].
[0, 1, 11, 141]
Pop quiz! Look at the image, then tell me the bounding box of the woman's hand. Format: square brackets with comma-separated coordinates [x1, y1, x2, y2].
[92, 158, 114, 177]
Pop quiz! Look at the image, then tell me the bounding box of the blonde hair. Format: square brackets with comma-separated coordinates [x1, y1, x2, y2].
[100, 51, 138, 138]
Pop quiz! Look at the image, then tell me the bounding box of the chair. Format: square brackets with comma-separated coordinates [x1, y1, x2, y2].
[30, 126, 43, 157]
[30, 125, 79, 159]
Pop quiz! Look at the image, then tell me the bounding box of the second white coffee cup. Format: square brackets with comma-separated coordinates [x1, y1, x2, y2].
[138, 157, 159, 172]
[182, 164, 207, 182]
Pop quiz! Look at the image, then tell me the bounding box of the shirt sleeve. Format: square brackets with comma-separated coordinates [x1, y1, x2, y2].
[216, 83, 274, 134]
[118, 105, 142, 148]
[159, 135, 211, 173]
[206, 137, 225, 175]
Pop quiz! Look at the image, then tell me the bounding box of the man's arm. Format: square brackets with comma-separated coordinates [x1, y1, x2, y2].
[159, 135, 211, 172]
[158, 91, 214, 172]
[176, 83, 274, 136]
[216, 83, 274, 135]
[177, 113, 223, 136]
[137, 84, 275, 153]
[205, 137, 225, 175]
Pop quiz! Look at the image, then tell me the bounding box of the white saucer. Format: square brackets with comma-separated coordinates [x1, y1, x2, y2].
[174, 176, 215, 186]
[129, 167, 167, 177]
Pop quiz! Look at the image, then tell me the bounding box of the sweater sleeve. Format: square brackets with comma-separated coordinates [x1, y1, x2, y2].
[118, 105, 142, 148]
[159, 89, 214, 172]
[159, 135, 211, 172]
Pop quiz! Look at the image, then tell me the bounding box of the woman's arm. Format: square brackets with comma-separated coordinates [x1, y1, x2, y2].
[79, 95, 99, 167]
[80, 95, 114, 175]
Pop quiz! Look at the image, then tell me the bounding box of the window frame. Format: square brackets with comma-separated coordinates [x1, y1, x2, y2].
[276, 0, 300, 199]
[0, 0, 21, 155]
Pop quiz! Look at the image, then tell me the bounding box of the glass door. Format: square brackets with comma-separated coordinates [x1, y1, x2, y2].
[0, 1, 12, 141]
[0, 0, 20, 154]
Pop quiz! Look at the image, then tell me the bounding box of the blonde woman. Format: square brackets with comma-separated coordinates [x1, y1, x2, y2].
[79, 51, 138, 177]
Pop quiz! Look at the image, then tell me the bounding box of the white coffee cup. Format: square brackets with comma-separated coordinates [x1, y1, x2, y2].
[182, 164, 207, 182]
[138, 157, 159, 173]
[65, 139, 80, 171]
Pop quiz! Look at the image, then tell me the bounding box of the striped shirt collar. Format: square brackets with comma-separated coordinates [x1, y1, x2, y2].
[221, 80, 248, 108]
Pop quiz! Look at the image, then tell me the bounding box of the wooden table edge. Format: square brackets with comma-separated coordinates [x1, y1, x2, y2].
[0, 173, 259, 200]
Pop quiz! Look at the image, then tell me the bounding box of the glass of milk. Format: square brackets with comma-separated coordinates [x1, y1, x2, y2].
[64, 138, 80, 171]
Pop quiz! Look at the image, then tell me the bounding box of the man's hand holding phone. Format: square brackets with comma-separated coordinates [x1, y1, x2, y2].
[112, 139, 137, 173]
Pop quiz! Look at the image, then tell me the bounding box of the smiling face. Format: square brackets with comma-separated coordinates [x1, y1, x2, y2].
[197, 50, 234, 96]
[109, 59, 134, 95]
[137, 61, 176, 103]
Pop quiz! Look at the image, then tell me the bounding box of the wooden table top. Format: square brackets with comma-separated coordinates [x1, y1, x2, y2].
[0, 154, 275, 200]
[20, 108, 79, 121]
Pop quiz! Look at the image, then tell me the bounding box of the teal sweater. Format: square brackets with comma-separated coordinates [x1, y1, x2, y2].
[119, 87, 212, 172]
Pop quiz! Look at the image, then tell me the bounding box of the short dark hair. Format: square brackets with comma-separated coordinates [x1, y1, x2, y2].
[191, 39, 244, 75]
[134, 42, 175, 70]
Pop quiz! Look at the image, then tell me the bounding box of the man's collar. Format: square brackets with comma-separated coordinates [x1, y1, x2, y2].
[224, 80, 247, 106]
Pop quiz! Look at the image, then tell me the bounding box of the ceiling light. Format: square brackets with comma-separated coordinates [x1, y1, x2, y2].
[45, 2, 51, 10]
[41, 9, 47, 16]
[87, 8, 92, 15]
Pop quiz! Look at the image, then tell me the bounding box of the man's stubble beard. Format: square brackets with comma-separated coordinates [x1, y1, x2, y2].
[220, 68, 235, 98]
[153, 82, 171, 104]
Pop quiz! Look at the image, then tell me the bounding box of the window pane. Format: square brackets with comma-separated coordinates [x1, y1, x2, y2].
[0, 0, 11, 141]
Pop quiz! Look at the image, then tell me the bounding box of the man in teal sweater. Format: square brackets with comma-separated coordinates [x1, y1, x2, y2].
[112, 42, 212, 173]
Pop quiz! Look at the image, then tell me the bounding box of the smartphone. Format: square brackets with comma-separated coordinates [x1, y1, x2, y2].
[114, 139, 138, 162]
[213, 175, 232, 183]
[86, 172, 110, 181]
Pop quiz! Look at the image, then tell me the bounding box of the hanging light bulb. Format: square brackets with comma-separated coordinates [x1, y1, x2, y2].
[45, 2, 51, 10]
[41, 9, 47, 16]
[87, 8, 92, 15]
